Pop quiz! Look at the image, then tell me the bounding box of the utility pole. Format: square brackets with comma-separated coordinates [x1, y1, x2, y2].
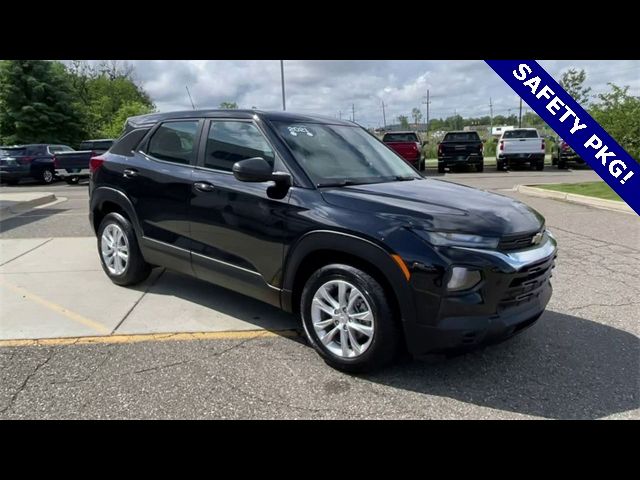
[280, 60, 286, 111]
[381, 100, 387, 128]
[518, 97, 523, 128]
[352, 103, 355, 123]
[489, 97, 493, 133]
[422, 89, 431, 135]
[185, 85, 196, 110]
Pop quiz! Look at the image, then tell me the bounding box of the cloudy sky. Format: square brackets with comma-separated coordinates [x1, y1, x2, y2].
[86, 60, 640, 127]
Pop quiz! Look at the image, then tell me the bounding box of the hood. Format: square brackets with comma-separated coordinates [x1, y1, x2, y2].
[320, 178, 544, 237]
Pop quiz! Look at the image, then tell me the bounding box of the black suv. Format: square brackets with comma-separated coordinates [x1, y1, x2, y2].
[89, 110, 557, 372]
[0, 144, 74, 184]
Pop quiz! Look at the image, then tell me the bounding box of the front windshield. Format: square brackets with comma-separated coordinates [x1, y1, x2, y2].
[273, 121, 420, 186]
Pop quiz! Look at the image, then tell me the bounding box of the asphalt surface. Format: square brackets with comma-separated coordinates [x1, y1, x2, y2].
[1, 169, 638, 419]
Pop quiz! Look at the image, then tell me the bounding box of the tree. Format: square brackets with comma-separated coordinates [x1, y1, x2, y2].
[397, 115, 410, 129]
[66, 60, 155, 139]
[590, 83, 640, 160]
[102, 101, 155, 138]
[0, 60, 84, 145]
[411, 107, 422, 127]
[559, 68, 592, 105]
[219, 101, 238, 109]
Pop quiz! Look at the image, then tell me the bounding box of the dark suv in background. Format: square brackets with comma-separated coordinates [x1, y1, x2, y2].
[90, 110, 556, 372]
[0, 144, 74, 184]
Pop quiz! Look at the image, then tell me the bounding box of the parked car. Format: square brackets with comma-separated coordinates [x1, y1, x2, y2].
[0, 144, 74, 184]
[437, 131, 484, 173]
[381, 131, 424, 170]
[496, 128, 545, 171]
[551, 137, 587, 169]
[90, 110, 556, 372]
[54, 138, 114, 184]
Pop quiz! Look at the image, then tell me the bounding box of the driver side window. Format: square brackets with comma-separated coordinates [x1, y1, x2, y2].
[204, 121, 275, 172]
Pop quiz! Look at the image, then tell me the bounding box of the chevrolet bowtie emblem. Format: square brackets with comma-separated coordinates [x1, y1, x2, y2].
[531, 232, 543, 245]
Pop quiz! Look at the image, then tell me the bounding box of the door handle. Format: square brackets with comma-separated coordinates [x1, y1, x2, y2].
[194, 181, 215, 192]
[123, 168, 138, 178]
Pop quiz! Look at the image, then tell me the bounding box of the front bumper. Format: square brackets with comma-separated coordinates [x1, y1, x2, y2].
[403, 234, 557, 356]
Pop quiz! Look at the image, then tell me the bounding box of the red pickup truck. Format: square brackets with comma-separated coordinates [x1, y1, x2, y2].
[382, 131, 424, 170]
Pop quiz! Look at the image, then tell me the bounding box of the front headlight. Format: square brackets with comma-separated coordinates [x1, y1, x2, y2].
[414, 230, 499, 249]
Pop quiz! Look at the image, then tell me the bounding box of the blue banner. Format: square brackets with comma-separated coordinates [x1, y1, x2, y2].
[485, 60, 639, 216]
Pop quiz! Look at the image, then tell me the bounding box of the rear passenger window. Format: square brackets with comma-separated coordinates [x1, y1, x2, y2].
[148, 121, 199, 165]
[204, 121, 275, 172]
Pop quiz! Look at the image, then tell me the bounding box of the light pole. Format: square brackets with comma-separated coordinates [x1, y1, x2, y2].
[280, 60, 286, 111]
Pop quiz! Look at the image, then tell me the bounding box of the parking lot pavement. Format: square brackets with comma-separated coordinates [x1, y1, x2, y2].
[0, 172, 638, 419]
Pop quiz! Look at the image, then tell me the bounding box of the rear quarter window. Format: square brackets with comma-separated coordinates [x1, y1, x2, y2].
[383, 133, 419, 142]
[503, 129, 538, 139]
[443, 132, 480, 142]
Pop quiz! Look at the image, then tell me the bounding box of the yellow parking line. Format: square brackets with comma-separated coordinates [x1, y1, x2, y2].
[0, 329, 300, 347]
[0, 279, 110, 335]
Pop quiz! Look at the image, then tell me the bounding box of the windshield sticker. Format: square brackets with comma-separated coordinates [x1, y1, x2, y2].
[288, 126, 314, 137]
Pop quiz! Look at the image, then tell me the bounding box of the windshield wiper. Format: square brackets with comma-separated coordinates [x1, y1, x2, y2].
[394, 175, 417, 181]
[316, 179, 363, 188]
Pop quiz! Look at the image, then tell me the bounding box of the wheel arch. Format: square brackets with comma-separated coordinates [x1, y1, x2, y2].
[281, 230, 416, 325]
[90, 187, 142, 237]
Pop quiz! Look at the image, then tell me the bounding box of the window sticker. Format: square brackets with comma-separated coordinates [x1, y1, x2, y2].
[287, 126, 314, 137]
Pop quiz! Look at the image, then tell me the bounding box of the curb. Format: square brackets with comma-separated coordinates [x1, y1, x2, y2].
[515, 185, 634, 214]
[0, 193, 57, 221]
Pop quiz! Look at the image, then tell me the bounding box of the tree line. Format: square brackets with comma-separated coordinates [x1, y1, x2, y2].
[0, 60, 154, 146]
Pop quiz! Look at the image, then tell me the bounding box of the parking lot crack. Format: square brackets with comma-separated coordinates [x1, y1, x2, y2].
[0, 348, 55, 415]
[568, 301, 640, 312]
[133, 359, 191, 375]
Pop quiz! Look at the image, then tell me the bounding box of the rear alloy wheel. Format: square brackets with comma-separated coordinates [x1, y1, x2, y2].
[98, 212, 151, 286]
[301, 264, 401, 372]
[40, 167, 55, 184]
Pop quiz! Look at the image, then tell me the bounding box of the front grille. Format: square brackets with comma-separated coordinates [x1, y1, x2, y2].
[499, 255, 556, 306]
[498, 231, 541, 251]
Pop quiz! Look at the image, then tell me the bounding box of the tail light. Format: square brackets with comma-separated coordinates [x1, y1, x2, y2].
[499, 140, 504, 151]
[89, 155, 105, 174]
[18, 156, 34, 165]
[562, 141, 569, 151]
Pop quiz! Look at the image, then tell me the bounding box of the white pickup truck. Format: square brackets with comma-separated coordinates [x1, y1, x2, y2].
[496, 128, 545, 171]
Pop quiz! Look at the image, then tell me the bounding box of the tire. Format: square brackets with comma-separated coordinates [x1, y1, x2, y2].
[558, 159, 567, 170]
[476, 162, 484, 172]
[300, 263, 401, 373]
[536, 160, 544, 171]
[39, 167, 55, 184]
[97, 212, 151, 286]
[438, 164, 446, 174]
[497, 160, 505, 171]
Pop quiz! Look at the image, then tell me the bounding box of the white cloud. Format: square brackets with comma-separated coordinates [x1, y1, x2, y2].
[78, 60, 640, 127]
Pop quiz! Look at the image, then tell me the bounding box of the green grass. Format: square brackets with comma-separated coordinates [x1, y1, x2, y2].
[536, 181, 622, 202]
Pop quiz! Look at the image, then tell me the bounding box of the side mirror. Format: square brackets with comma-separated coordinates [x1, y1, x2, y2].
[233, 157, 291, 186]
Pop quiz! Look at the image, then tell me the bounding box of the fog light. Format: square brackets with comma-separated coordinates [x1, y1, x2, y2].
[447, 267, 481, 291]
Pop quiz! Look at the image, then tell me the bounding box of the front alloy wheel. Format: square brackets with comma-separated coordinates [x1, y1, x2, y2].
[311, 280, 374, 358]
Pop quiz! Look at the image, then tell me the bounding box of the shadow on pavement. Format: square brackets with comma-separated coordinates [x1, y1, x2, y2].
[363, 310, 639, 419]
[0, 207, 71, 234]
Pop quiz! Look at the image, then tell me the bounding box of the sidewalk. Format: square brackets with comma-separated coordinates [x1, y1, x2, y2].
[0, 237, 297, 341]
